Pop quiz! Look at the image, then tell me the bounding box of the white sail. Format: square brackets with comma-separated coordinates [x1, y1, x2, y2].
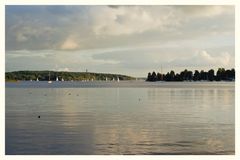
[117, 77, 120, 82]
[48, 72, 52, 83]
[61, 78, 64, 81]
[36, 78, 39, 81]
[56, 76, 59, 81]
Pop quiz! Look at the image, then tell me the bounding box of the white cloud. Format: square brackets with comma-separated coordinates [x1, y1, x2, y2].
[5, 6, 235, 76]
[6, 6, 234, 51]
[198, 50, 230, 66]
[16, 33, 28, 42]
[6, 50, 52, 58]
[90, 6, 180, 36]
[60, 36, 79, 50]
[89, 6, 233, 36]
[14, 26, 54, 41]
[6, 47, 234, 76]
[56, 67, 70, 72]
[177, 6, 233, 18]
[169, 50, 233, 67]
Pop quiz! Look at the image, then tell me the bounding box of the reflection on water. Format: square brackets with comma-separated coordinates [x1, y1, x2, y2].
[6, 82, 234, 155]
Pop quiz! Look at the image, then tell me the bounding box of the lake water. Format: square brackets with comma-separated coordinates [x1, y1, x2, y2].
[5, 81, 235, 155]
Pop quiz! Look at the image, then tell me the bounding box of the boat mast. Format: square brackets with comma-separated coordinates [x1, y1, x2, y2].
[161, 65, 163, 81]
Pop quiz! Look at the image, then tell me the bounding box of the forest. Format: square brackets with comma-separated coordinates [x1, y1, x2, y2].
[146, 68, 235, 82]
[5, 71, 135, 81]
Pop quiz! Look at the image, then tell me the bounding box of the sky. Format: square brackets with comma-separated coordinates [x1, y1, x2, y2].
[5, 5, 235, 77]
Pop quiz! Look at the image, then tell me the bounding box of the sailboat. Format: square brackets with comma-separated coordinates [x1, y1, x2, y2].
[61, 77, 64, 81]
[48, 72, 52, 83]
[36, 77, 39, 81]
[105, 77, 108, 81]
[56, 76, 59, 81]
[117, 77, 120, 82]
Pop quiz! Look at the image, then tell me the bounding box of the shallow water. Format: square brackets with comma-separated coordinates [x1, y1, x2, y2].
[5, 81, 235, 155]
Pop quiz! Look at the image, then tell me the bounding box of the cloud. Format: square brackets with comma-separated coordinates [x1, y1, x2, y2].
[176, 5, 233, 18]
[89, 5, 234, 36]
[55, 67, 70, 72]
[6, 50, 53, 58]
[60, 36, 79, 50]
[5, 6, 235, 76]
[90, 6, 180, 36]
[6, 49, 122, 73]
[6, 46, 234, 76]
[6, 5, 234, 52]
[169, 50, 233, 68]
[16, 33, 28, 42]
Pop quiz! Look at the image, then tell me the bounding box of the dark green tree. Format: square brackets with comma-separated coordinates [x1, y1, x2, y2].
[193, 70, 200, 81]
[169, 70, 175, 81]
[208, 69, 214, 81]
[216, 68, 225, 81]
[157, 73, 161, 81]
[152, 71, 157, 81]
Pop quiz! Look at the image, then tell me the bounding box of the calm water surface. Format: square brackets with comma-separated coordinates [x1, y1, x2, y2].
[6, 81, 235, 155]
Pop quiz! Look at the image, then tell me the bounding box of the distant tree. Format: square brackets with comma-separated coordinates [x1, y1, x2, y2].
[225, 69, 235, 81]
[208, 69, 215, 81]
[186, 71, 193, 81]
[157, 73, 161, 81]
[145, 67, 235, 82]
[230, 68, 235, 80]
[216, 68, 226, 81]
[200, 70, 208, 80]
[162, 74, 166, 81]
[193, 70, 200, 81]
[147, 72, 158, 81]
[147, 72, 152, 81]
[5, 71, 135, 82]
[179, 69, 188, 81]
[152, 71, 157, 81]
[169, 70, 175, 81]
[174, 73, 182, 81]
[165, 72, 171, 81]
[183, 69, 188, 80]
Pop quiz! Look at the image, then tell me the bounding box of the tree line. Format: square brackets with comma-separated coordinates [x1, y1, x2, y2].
[146, 68, 235, 82]
[5, 71, 135, 81]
